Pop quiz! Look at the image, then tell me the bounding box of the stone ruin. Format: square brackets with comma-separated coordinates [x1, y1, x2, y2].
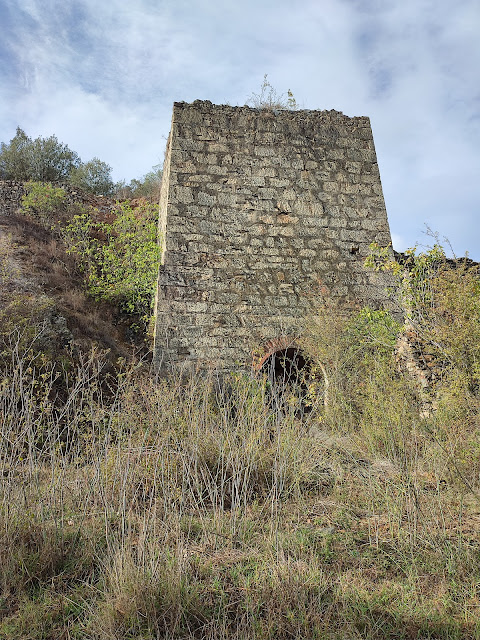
[153, 100, 395, 374]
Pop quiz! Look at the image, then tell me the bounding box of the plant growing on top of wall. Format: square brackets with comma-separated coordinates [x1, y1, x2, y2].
[246, 74, 298, 110]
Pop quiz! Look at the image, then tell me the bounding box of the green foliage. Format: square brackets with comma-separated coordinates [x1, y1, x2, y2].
[303, 303, 422, 462]
[364, 241, 402, 275]
[115, 164, 163, 201]
[367, 241, 480, 393]
[65, 200, 161, 319]
[344, 307, 401, 358]
[0, 126, 31, 180]
[1, 127, 115, 196]
[0, 127, 80, 182]
[68, 157, 115, 196]
[430, 264, 480, 390]
[366, 241, 447, 314]
[364, 240, 480, 476]
[21, 181, 67, 227]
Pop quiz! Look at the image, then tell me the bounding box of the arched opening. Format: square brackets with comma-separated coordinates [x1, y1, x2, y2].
[259, 347, 313, 415]
[261, 347, 308, 386]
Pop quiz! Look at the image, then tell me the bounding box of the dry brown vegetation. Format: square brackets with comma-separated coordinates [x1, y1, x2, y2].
[0, 297, 480, 638]
[1, 200, 480, 638]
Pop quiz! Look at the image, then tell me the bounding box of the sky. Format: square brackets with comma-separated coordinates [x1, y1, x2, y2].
[1, 0, 479, 257]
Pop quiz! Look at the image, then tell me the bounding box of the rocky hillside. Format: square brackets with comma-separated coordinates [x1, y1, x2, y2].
[0, 182, 153, 365]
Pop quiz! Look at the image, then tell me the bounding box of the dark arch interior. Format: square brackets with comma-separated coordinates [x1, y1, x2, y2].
[261, 347, 308, 386]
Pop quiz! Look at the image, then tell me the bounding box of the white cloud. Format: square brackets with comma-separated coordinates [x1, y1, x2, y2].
[1, 0, 479, 256]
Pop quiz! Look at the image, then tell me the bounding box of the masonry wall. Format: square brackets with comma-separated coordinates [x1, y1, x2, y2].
[0, 180, 115, 217]
[154, 101, 395, 372]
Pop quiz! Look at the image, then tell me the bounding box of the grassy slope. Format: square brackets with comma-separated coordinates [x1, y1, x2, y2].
[0, 206, 149, 360]
[1, 364, 479, 639]
[0, 207, 480, 638]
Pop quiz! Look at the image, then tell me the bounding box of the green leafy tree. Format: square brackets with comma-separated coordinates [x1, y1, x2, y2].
[0, 127, 31, 180]
[69, 157, 115, 196]
[115, 164, 163, 202]
[29, 134, 80, 182]
[0, 127, 80, 182]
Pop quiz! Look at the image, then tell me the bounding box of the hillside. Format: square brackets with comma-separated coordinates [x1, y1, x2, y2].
[0, 182, 155, 363]
[1, 185, 480, 638]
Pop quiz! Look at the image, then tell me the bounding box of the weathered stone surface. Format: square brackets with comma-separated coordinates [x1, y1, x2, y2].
[154, 101, 396, 372]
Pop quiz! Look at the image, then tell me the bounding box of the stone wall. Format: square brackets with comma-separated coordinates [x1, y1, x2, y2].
[0, 181, 26, 216]
[154, 101, 396, 372]
[0, 180, 115, 217]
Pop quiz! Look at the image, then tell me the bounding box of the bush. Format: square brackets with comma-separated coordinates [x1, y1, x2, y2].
[64, 200, 161, 320]
[21, 181, 67, 227]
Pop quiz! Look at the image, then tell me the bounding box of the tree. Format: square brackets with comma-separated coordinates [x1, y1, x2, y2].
[68, 157, 115, 196]
[0, 127, 80, 182]
[115, 164, 163, 202]
[29, 134, 80, 182]
[0, 127, 32, 180]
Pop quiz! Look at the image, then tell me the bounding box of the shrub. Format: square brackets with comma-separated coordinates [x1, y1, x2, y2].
[65, 200, 161, 320]
[21, 181, 67, 227]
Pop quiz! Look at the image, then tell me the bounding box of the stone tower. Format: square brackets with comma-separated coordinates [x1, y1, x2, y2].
[154, 101, 394, 372]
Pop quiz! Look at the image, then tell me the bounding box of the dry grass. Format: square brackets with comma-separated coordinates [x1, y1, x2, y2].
[0, 328, 480, 639]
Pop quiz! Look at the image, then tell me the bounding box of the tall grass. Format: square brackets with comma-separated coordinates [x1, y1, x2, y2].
[1, 321, 480, 638]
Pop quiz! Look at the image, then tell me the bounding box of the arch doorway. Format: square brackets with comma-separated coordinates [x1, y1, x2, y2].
[258, 346, 321, 415]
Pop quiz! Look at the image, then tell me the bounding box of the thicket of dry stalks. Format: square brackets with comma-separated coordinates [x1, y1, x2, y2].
[1, 287, 480, 640]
